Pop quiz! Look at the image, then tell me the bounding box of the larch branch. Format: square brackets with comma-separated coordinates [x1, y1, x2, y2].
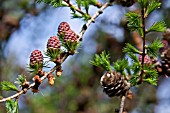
[0, 1, 112, 103]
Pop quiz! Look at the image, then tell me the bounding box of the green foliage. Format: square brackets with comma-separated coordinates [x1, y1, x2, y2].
[0, 81, 18, 92]
[143, 78, 157, 86]
[113, 59, 129, 75]
[128, 54, 141, 75]
[64, 41, 80, 54]
[144, 65, 158, 77]
[14, 75, 26, 86]
[28, 63, 44, 74]
[45, 48, 61, 61]
[58, 34, 80, 54]
[81, 0, 98, 13]
[6, 99, 18, 113]
[128, 53, 139, 63]
[90, 51, 112, 71]
[76, 0, 81, 8]
[88, 0, 98, 5]
[123, 43, 141, 54]
[36, 0, 66, 7]
[138, 0, 147, 8]
[147, 20, 166, 32]
[143, 64, 158, 86]
[126, 12, 143, 35]
[83, 0, 90, 14]
[77, 0, 98, 8]
[129, 74, 139, 86]
[70, 5, 77, 13]
[0, 95, 3, 99]
[131, 61, 141, 75]
[71, 13, 91, 21]
[127, 55, 158, 86]
[146, 38, 163, 57]
[145, 0, 161, 17]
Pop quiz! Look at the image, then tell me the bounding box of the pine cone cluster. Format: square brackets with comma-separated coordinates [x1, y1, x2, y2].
[29, 50, 43, 69]
[100, 71, 130, 97]
[57, 22, 78, 54]
[58, 22, 78, 43]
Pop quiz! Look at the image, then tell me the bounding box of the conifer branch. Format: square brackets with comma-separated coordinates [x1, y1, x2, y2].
[0, 65, 58, 103]
[0, 1, 112, 103]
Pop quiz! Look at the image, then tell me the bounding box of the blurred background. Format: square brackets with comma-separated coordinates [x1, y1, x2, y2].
[0, 0, 170, 113]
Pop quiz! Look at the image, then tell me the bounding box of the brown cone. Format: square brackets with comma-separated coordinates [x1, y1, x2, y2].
[100, 71, 130, 97]
[47, 36, 60, 50]
[116, 0, 136, 7]
[160, 47, 170, 76]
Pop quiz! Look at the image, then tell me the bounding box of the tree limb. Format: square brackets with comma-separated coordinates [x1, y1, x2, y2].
[0, 1, 113, 103]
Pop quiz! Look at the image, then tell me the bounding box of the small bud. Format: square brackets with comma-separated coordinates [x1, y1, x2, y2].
[56, 70, 63, 77]
[22, 80, 30, 90]
[31, 75, 42, 93]
[38, 69, 45, 76]
[47, 74, 55, 86]
[126, 90, 133, 100]
[33, 75, 42, 84]
[139, 54, 151, 65]
[31, 87, 39, 93]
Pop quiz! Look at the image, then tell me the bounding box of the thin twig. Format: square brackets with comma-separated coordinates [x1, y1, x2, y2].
[63, 0, 85, 15]
[119, 96, 126, 113]
[0, 1, 112, 103]
[0, 65, 58, 103]
[78, 2, 111, 41]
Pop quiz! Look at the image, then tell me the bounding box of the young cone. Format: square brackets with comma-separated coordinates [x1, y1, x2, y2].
[64, 29, 78, 54]
[29, 50, 43, 72]
[139, 54, 151, 65]
[46, 36, 61, 63]
[64, 29, 78, 43]
[100, 71, 130, 97]
[58, 22, 70, 35]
